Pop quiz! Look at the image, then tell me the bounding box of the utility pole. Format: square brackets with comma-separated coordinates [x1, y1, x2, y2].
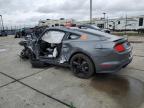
[125, 14, 127, 35]
[107, 16, 109, 29]
[0, 15, 4, 31]
[90, 0, 92, 24]
[103, 12, 106, 28]
[103, 13, 106, 19]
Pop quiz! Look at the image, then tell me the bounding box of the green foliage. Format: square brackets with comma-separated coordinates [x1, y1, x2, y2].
[69, 102, 76, 108]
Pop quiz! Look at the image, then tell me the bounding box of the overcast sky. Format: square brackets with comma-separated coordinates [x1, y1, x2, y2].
[0, 0, 144, 27]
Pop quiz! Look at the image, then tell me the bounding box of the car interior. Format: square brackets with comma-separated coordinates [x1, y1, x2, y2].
[39, 30, 65, 58]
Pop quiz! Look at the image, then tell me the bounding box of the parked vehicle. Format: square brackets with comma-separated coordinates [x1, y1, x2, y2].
[15, 30, 22, 38]
[15, 26, 47, 38]
[19, 27, 132, 79]
[0, 30, 7, 36]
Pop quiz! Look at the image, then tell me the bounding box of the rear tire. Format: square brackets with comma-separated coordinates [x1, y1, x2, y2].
[70, 54, 95, 79]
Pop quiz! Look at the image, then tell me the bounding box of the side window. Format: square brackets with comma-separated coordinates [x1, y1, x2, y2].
[42, 31, 65, 43]
[68, 34, 80, 40]
[139, 18, 143, 26]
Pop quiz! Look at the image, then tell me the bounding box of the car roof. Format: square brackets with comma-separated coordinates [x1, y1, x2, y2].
[46, 27, 103, 35]
[43, 27, 123, 41]
[45, 27, 83, 35]
[45, 27, 121, 40]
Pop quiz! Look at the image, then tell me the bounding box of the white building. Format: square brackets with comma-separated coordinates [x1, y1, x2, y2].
[78, 15, 144, 31]
[38, 18, 77, 27]
[94, 15, 144, 30]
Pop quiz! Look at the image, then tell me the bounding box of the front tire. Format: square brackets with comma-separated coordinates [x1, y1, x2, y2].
[70, 54, 95, 79]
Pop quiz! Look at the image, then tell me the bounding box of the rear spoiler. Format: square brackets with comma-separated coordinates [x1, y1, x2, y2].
[113, 38, 128, 44]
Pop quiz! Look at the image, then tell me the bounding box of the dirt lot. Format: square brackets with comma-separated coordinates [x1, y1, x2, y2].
[0, 36, 144, 108]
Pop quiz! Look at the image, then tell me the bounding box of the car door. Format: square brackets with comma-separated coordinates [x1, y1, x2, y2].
[60, 33, 81, 63]
[36, 29, 66, 59]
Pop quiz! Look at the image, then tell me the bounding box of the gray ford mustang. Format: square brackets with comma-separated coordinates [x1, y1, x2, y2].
[19, 27, 133, 79]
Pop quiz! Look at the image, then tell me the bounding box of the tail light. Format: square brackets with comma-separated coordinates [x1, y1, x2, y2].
[114, 44, 125, 52]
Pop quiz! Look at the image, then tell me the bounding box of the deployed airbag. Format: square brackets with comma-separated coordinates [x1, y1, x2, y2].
[42, 31, 65, 44]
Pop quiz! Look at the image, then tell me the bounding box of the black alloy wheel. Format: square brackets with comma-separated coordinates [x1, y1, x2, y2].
[70, 54, 95, 79]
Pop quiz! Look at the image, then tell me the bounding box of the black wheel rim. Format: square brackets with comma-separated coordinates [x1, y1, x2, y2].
[72, 57, 89, 75]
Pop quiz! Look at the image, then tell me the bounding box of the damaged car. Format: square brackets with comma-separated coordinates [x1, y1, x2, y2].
[19, 27, 132, 79]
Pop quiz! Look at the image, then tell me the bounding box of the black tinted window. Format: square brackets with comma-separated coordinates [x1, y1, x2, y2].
[68, 34, 80, 40]
[139, 18, 143, 26]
